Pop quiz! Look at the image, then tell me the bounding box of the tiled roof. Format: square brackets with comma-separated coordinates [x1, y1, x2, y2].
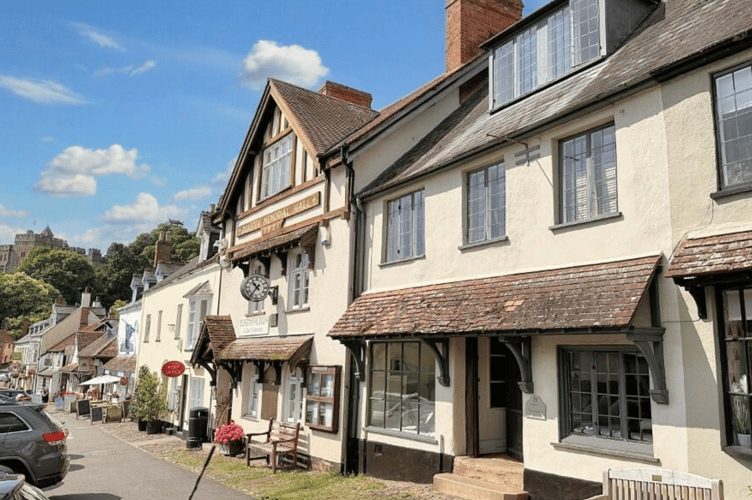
[329, 255, 661, 339]
[204, 316, 237, 357]
[102, 356, 136, 373]
[219, 335, 313, 363]
[0, 331, 13, 345]
[77, 331, 104, 352]
[60, 362, 78, 373]
[38, 368, 56, 377]
[270, 79, 378, 155]
[48, 333, 75, 352]
[79, 334, 117, 359]
[360, 0, 752, 197]
[666, 230, 752, 279]
[145, 255, 219, 294]
[230, 223, 318, 261]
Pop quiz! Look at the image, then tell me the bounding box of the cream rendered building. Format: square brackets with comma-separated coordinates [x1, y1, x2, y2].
[327, 0, 752, 499]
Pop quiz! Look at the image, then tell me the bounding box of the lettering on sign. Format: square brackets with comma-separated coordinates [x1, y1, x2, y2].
[236, 192, 320, 237]
[238, 316, 270, 337]
[524, 395, 546, 420]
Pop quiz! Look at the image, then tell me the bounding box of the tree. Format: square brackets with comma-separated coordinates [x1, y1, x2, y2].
[129, 221, 200, 264]
[16, 247, 96, 306]
[95, 243, 144, 310]
[0, 273, 61, 338]
[132, 365, 167, 424]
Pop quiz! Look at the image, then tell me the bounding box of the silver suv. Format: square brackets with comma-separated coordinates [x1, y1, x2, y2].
[0, 403, 68, 487]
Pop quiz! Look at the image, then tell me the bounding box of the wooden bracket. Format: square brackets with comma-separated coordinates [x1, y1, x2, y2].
[276, 251, 288, 276]
[195, 360, 217, 387]
[423, 338, 450, 387]
[627, 328, 669, 404]
[499, 337, 534, 394]
[271, 360, 282, 386]
[218, 360, 243, 390]
[342, 339, 366, 382]
[686, 285, 708, 320]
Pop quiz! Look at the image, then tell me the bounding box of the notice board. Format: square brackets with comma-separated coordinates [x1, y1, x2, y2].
[90, 405, 103, 425]
[76, 399, 90, 419]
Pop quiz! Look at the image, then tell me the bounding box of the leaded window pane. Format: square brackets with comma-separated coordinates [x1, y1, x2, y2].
[517, 27, 538, 95]
[260, 135, 292, 199]
[572, 0, 600, 65]
[715, 65, 752, 188]
[548, 7, 571, 81]
[467, 163, 506, 244]
[385, 190, 425, 262]
[493, 41, 515, 106]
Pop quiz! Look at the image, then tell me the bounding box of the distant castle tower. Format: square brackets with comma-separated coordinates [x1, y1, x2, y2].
[0, 226, 103, 272]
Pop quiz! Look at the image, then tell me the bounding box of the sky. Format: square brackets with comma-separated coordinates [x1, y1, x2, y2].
[0, 0, 547, 253]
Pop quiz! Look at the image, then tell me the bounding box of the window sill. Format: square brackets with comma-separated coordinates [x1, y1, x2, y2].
[552, 436, 658, 464]
[459, 236, 509, 251]
[549, 212, 623, 233]
[241, 414, 260, 422]
[364, 426, 437, 444]
[285, 306, 310, 314]
[723, 444, 752, 462]
[710, 183, 752, 200]
[379, 255, 426, 268]
[245, 311, 266, 317]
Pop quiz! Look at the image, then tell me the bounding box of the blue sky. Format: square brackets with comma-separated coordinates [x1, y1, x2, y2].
[0, 0, 546, 252]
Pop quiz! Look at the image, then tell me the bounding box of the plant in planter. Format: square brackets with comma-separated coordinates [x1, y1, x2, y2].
[131, 366, 167, 434]
[732, 395, 751, 448]
[215, 421, 245, 456]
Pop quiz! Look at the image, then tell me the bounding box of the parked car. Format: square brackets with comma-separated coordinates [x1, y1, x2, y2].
[0, 392, 30, 404]
[0, 402, 68, 487]
[0, 472, 48, 500]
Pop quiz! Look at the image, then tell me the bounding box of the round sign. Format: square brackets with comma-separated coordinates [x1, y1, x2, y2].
[119, 376, 128, 386]
[161, 361, 185, 378]
[240, 274, 270, 302]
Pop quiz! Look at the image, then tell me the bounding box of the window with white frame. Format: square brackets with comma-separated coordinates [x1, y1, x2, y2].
[714, 62, 752, 189]
[189, 377, 204, 410]
[186, 295, 211, 351]
[491, 0, 600, 108]
[385, 190, 425, 262]
[560, 347, 652, 445]
[246, 365, 262, 418]
[248, 261, 266, 315]
[156, 310, 162, 342]
[284, 367, 304, 423]
[260, 134, 292, 200]
[175, 304, 183, 339]
[467, 162, 506, 244]
[560, 123, 617, 223]
[288, 251, 309, 310]
[144, 314, 151, 343]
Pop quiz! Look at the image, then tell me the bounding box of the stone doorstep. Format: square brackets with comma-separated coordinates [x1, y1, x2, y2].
[452, 455, 524, 489]
[433, 473, 529, 500]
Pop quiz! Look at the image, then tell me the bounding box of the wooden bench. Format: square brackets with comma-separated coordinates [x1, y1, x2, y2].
[586, 468, 723, 500]
[245, 418, 300, 473]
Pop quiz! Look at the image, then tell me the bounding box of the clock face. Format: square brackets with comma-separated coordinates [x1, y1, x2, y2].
[241, 274, 269, 302]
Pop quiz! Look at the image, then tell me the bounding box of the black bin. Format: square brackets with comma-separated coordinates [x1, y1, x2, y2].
[186, 407, 209, 449]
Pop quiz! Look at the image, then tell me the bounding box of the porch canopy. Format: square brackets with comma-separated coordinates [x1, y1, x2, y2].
[219, 335, 313, 386]
[229, 223, 318, 263]
[190, 315, 237, 387]
[666, 229, 752, 318]
[330, 255, 669, 402]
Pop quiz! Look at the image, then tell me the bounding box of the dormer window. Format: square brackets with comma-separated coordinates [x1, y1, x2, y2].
[491, 0, 601, 109]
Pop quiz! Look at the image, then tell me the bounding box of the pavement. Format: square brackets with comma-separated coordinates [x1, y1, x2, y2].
[42, 410, 255, 500]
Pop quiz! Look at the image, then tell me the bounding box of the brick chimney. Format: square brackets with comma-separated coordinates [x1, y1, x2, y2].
[80, 289, 91, 328]
[318, 81, 373, 109]
[154, 232, 172, 268]
[445, 0, 523, 73]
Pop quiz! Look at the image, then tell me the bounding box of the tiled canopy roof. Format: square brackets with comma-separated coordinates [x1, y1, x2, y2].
[203, 316, 236, 357]
[666, 230, 752, 279]
[48, 333, 75, 352]
[102, 356, 136, 373]
[329, 255, 661, 339]
[230, 223, 318, 262]
[78, 334, 116, 359]
[219, 335, 313, 365]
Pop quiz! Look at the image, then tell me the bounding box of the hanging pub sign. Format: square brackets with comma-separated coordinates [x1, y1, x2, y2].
[240, 274, 270, 302]
[162, 361, 185, 378]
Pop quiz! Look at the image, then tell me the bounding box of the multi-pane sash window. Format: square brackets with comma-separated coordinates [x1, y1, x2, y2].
[560, 124, 617, 223]
[189, 377, 204, 410]
[260, 134, 292, 200]
[561, 348, 652, 443]
[467, 162, 506, 244]
[369, 341, 436, 436]
[175, 304, 183, 339]
[720, 286, 752, 449]
[491, 0, 600, 108]
[385, 190, 425, 262]
[289, 251, 309, 309]
[156, 310, 162, 342]
[285, 368, 304, 423]
[306, 366, 340, 432]
[246, 366, 262, 418]
[186, 296, 210, 350]
[143, 314, 151, 342]
[714, 63, 752, 188]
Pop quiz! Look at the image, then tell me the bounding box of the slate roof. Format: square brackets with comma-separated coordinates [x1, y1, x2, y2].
[270, 79, 378, 155]
[359, 0, 752, 198]
[230, 223, 318, 261]
[220, 335, 313, 364]
[145, 255, 219, 295]
[102, 356, 136, 373]
[329, 255, 661, 339]
[666, 230, 752, 279]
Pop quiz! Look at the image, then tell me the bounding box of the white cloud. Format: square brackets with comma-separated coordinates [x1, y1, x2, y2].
[0, 224, 26, 245]
[241, 40, 328, 90]
[151, 175, 167, 186]
[173, 185, 212, 201]
[35, 144, 150, 198]
[93, 60, 157, 78]
[79, 29, 125, 52]
[0, 205, 31, 218]
[130, 60, 157, 76]
[41, 136, 55, 142]
[0, 76, 86, 105]
[100, 193, 185, 225]
[211, 157, 236, 186]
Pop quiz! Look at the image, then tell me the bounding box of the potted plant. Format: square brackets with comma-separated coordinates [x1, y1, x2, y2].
[131, 366, 167, 434]
[215, 421, 245, 456]
[131, 366, 148, 431]
[732, 395, 752, 448]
